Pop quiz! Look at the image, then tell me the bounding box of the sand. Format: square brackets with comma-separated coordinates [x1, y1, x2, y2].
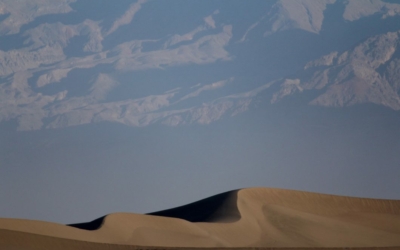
[0, 187, 400, 249]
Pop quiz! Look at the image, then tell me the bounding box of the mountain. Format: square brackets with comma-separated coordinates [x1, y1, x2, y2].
[1, 0, 400, 130]
[271, 30, 400, 109]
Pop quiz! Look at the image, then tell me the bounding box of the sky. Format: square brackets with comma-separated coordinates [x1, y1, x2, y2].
[0, 0, 400, 224]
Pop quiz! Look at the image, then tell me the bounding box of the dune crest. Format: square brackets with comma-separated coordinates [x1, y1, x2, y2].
[1, 187, 400, 249]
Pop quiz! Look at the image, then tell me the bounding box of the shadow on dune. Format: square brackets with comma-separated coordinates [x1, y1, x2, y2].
[67, 190, 240, 230]
[148, 190, 240, 223]
[67, 216, 106, 230]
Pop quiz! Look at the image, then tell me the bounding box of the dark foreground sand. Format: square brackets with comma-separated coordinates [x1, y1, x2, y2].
[1, 188, 400, 249]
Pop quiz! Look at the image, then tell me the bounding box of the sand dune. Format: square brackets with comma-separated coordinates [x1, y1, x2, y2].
[1, 187, 400, 249]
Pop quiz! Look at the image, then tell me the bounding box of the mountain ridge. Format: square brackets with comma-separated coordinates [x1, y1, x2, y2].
[1, 0, 400, 130]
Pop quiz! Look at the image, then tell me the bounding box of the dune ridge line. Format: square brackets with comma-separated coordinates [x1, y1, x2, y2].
[0, 187, 400, 248]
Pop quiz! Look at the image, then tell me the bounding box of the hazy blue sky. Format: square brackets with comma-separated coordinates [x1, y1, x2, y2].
[1, 0, 400, 224]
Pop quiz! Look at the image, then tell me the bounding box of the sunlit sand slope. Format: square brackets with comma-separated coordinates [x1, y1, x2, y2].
[1, 188, 400, 249]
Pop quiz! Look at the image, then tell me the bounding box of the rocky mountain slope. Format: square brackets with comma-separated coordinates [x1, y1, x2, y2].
[272, 30, 400, 110]
[1, 0, 400, 130]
